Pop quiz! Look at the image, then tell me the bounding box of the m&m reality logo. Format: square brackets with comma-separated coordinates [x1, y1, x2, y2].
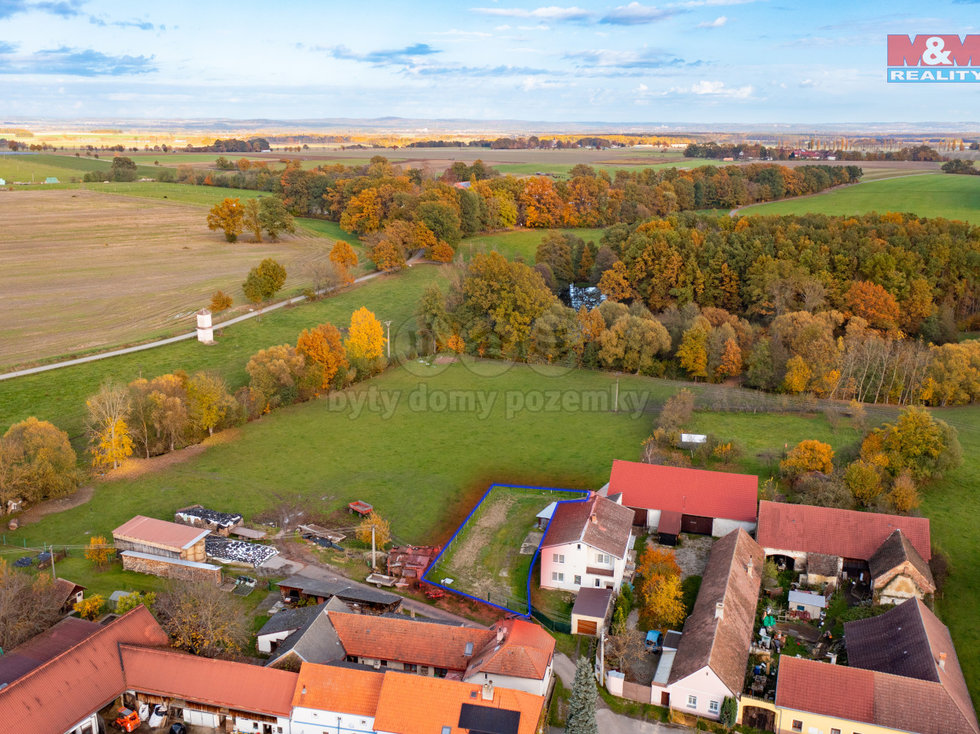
[887, 35, 980, 82]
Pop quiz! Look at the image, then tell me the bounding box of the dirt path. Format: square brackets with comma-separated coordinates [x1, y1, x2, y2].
[14, 485, 96, 526]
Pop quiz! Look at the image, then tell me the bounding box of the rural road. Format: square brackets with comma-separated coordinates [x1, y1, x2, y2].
[0, 255, 426, 382]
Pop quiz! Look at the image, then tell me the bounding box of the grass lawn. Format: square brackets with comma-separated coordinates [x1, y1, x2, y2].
[738, 174, 980, 223]
[0, 153, 166, 184]
[492, 160, 707, 177]
[426, 484, 584, 613]
[0, 264, 446, 442]
[76, 180, 269, 206]
[459, 228, 606, 261]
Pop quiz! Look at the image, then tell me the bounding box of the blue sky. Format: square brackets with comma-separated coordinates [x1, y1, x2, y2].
[0, 0, 978, 122]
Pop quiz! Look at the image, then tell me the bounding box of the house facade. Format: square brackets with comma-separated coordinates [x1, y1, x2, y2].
[602, 460, 759, 537]
[539, 492, 634, 594]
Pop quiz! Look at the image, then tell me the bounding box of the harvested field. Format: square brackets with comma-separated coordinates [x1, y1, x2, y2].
[0, 189, 331, 368]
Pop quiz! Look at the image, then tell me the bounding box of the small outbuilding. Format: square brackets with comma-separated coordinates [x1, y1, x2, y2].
[571, 587, 613, 636]
[787, 590, 826, 620]
[113, 515, 221, 583]
[175, 505, 242, 536]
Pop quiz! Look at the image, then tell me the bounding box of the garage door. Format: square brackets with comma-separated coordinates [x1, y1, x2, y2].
[632, 508, 647, 526]
[185, 710, 219, 728]
[681, 514, 713, 535]
[576, 619, 598, 636]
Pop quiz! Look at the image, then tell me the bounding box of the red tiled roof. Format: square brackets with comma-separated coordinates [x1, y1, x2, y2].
[373, 672, 544, 734]
[120, 645, 297, 717]
[329, 612, 492, 671]
[292, 663, 384, 717]
[608, 460, 758, 522]
[467, 619, 555, 681]
[668, 529, 763, 693]
[112, 515, 210, 550]
[541, 492, 634, 558]
[756, 501, 931, 561]
[0, 618, 100, 685]
[776, 656, 979, 734]
[0, 606, 169, 734]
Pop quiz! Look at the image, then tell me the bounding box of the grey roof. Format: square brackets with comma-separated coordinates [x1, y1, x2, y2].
[868, 529, 935, 588]
[266, 599, 347, 667]
[571, 587, 613, 619]
[258, 603, 326, 637]
[276, 574, 401, 607]
[662, 630, 682, 651]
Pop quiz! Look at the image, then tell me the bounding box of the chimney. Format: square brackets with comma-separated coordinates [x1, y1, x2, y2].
[939, 652, 947, 671]
[301, 686, 307, 695]
[482, 681, 494, 701]
[591, 513, 598, 524]
[496, 626, 505, 643]
[715, 602, 724, 620]
[746, 558, 754, 577]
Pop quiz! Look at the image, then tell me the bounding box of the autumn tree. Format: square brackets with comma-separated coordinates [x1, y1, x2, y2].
[715, 337, 743, 380]
[209, 290, 233, 313]
[158, 581, 248, 658]
[636, 547, 685, 630]
[781, 439, 834, 477]
[84, 535, 114, 569]
[258, 196, 296, 240]
[0, 418, 79, 506]
[297, 323, 348, 391]
[86, 380, 133, 470]
[115, 591, 157, 615]
[206, 198, 244, 242]
[676, 319, 710, 380]
[860, 406, 961, 481]
[369, 237, 406, 271]
[597, 261, 634, 302]
[329, 240, 358, 285]
[0, 559, 63, 650]
[242, 198, 263, 241]
[346, 307, 387, 362]
[242, 258, 287, 304]
[246, 344, 314, 410]
[782, 355, 812, 394]
[846, 280, 901, 332]
[186, 371, 235, 436]
[598, 315, 671, 375]
[658, 389, 695, 431]
[430, 240, 455, 263]
[75, 594, 105, 620]
[886, 471, 920, 512]
[357, 513, 391, 548]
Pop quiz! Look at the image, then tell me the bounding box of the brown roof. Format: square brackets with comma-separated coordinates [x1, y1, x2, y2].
[293, 663, 384, 717]
[806, 552, 841, 577]
[868, 529, 935, 589]
[776, 656, 979, 734]
[466, 619, 555, 681]
[541, 492, 634, 558]
[668, 529, 763, 694]
[757, 501, 931, 561]
[120, 645, 298, 717]
[113, 515, 210, 550]
[372, 671, 544, 734]
[845, 598, 977, 732]
[0, 606, 169, 733]
[0, 618, 100, 685]
[658, 510, 682, 535]
[608, 460, 758, 522]
[52, 578, 86, 603]
[571, 587, 614, 619]
[329, 611, 492, 671]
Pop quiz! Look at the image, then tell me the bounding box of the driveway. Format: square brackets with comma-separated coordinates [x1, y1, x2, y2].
[597, 708, 681, 734]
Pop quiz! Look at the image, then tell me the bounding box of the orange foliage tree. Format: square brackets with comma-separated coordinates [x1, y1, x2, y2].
[715, 337, 742, 380]
[297, 323, 348, 391]
[636, 548, 685, 630]
[846, 280, 901, 331]
[597, 261, 634, 302]
[206, 198, 244, 242]
[369, 238, 406, 271]
[430, 241, 455, 263]
[209, 290, 233, 313]
[329, 240, 359, 285]
[520, 177, 564, 227]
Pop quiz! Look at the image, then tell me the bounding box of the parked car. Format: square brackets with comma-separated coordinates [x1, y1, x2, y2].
[644, 630, 663, 652]
[168, 723, 187, 734]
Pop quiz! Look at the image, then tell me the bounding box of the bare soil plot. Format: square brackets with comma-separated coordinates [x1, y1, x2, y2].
[0, 189, 330, 368]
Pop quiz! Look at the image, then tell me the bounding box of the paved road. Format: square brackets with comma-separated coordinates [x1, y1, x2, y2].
[0, 256, 427, 382]
[596, 708, 679, 734]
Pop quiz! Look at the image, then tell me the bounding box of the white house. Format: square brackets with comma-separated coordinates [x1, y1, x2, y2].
[290, 664, 380, 734]
[665, 529, 763, 720]
[539, 492, 635, 594]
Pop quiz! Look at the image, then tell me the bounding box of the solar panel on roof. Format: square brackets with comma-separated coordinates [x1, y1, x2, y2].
[458, 703, 520, 734]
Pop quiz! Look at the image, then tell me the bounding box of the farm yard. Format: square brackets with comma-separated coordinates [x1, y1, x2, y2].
[426, 485, 585, 613]
[0, 189, 335, 369]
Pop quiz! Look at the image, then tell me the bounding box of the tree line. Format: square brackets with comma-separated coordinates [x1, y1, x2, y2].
[685, 142, 945, 162]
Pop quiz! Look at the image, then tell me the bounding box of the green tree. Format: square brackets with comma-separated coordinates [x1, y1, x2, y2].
[115, 591, 157, 615]
[258, 196, 296, 240]
[566, 655, 598, 734]
[242, 258, 287, 304]
[597, 315, 671, 375]
[720, 696, 738, 727]
[0, 418, 79, 506]
[109, 156, 138, 182]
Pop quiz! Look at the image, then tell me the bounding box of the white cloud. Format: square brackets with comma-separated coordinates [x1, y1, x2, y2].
[471, 6, 592, 21]
[689, 79, 753, 97]
[697, 15, 727, 27]
[600, 3, 681, 25]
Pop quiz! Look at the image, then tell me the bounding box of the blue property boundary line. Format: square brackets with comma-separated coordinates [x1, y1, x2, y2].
[423, 483, 590, 618]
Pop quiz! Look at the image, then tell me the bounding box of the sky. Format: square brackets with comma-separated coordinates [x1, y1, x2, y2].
[0, 0, 978, 123]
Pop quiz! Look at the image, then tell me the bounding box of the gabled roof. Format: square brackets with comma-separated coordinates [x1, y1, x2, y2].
[541, 492, 634, 558]
[466, 619, 555, 682]
[329, 611, 491, 671]
[258, 602, 327, 637]
[372, 672, 544, 734]
[845, 598, 976, 731]
[268, 599, 346, 667]
[776, 656, 979, 734]
[868, 529, 935, 587]
[112, 515, 210, 550]
[277, 574, 401, 606]
[0, 617, 100, 685]
[0, 606, 169, 733]
[608, 460, 758, 522]
[292, 662, 384, 717]
[756, 501, 931, 561]
[668, 529, 763, 694]
[120, 645, 298, 717]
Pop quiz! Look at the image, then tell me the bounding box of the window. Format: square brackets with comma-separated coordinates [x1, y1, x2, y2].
[420, 666, 429, 675]
[594, 578, 600, 587]
[405, 663, 418, 673]
[831, 729, 841, 734]
[792, 721, 803, 732]
[557, 572, 564, 581]
[552, 553, 565, 563]
[708, 700, 720, 714]
[687, 694, 697, 709]
[577, 544, 581, 550]
[596, 552, 610, 564]
[574, 575, 582, 585]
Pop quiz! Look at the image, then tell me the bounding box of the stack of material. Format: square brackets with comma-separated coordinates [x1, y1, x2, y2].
[205, 536, 278, 567]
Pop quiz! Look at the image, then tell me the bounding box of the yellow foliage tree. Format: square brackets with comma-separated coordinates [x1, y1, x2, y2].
[430, 240, 455, 263]
[843, 460, 883, 507]
[677, 320, 710, 380]
[887, 471, 920, 513]
[369, 238, 406, 271]
[637, 548, 685, 630]
[74, 594, 105, 620]
[578, 306, 606, 343]
[597, 261, 634, 302]
[329, 240, 359, 285]
[91, 418, 133, 471]
[206, 198, 244, 242]
[356, 513, 391, 548]
[782, 355, 812, 394]
[346, 307, 386, 361]
[209, 290, 233, 313]
[781, 439, 834, 476]
[84, 535, 113, 569]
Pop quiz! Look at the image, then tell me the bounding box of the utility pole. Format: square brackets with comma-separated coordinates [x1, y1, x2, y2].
[49, 543, 57, 580]
[371, 524, 377, 570]
[384, 320, 392, 359]
[613, 379, 620, 413]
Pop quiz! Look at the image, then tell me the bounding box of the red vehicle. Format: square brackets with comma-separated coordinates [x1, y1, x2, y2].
[423, 584, 445, 599]
[113, 708, 140, 732]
